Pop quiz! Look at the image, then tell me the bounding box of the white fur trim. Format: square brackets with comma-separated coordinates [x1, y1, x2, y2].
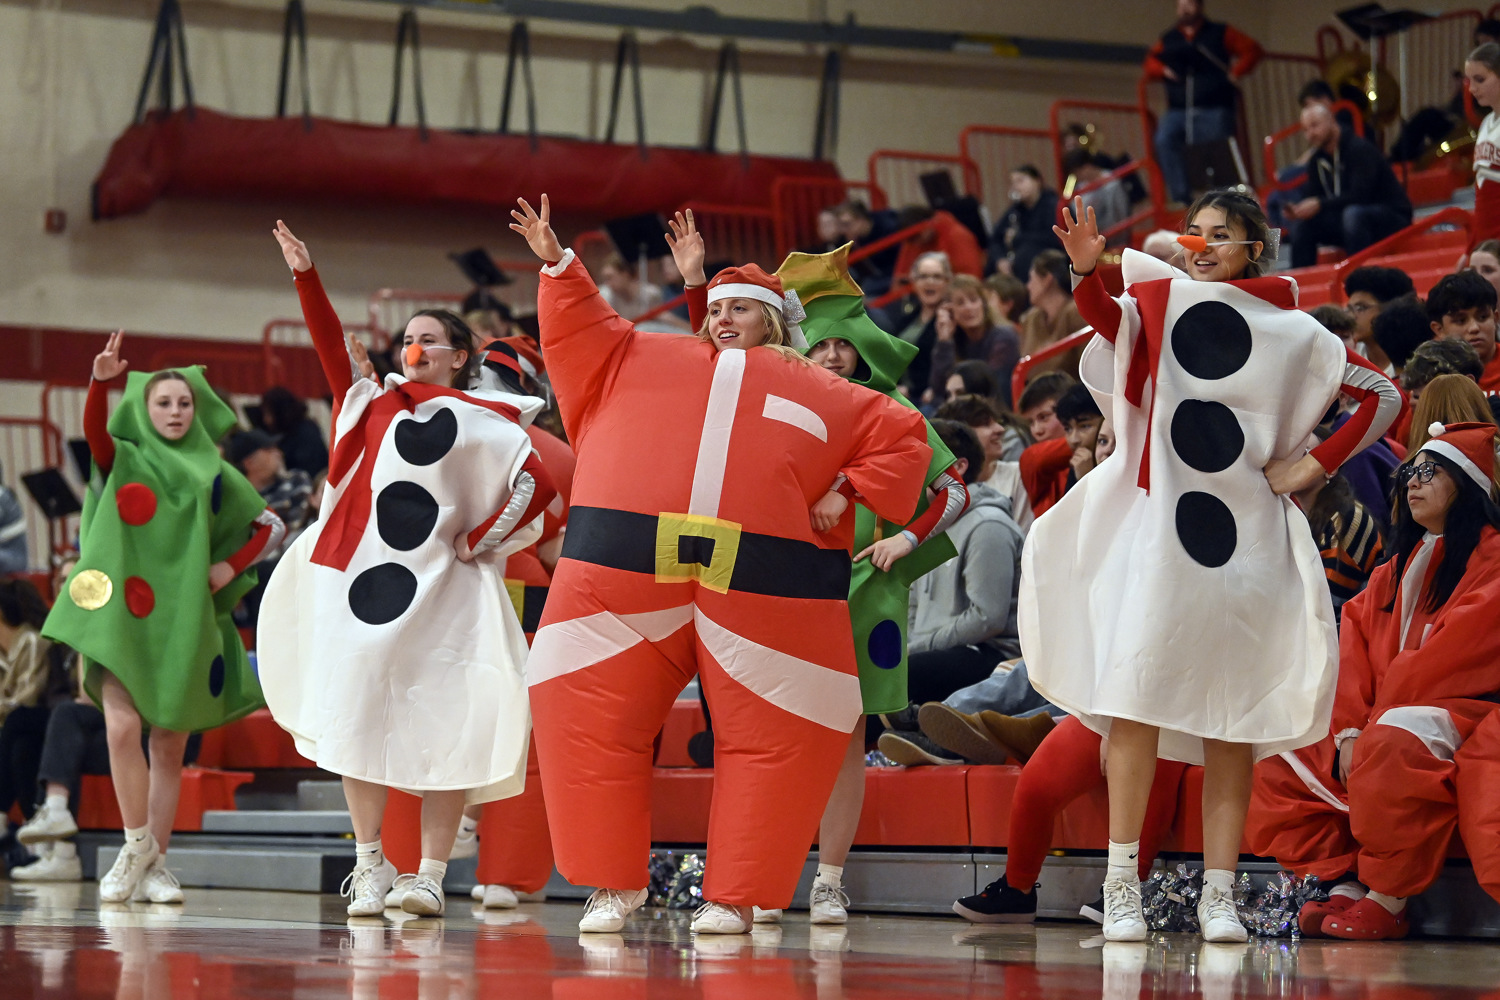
[540, 248, 575, 278]
[1428, 421, 1447, 438]
[1420, 439, 1492, 495]
[707, 282, 785, 313]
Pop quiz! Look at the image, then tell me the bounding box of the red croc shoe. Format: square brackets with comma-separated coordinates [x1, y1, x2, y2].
[1297, 894, 1358, 938]
[1322, 897, 1410, 940]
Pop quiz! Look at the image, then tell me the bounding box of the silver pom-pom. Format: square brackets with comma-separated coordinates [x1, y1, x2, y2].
[783, 288, 807, 324]
[1141, 866, 1325, 938]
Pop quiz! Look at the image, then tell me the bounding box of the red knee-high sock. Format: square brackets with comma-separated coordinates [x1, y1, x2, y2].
[1005, 717, 1104, 890]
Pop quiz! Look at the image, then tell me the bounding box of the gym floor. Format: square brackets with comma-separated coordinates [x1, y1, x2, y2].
[3, 883, 1499, 998]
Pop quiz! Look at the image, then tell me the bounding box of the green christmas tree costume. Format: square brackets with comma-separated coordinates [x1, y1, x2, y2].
[779, 246, 958, 714]
[43, 367, 267, 732]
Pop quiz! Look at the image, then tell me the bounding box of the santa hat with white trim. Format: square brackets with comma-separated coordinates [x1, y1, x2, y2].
[1421, 421, 1497, 496]
[706, 264, 808, 349]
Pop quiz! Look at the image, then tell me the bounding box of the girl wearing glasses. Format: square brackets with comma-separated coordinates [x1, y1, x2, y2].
[1029, 189, 1401, 942]
[1250, 421, 1500, 939]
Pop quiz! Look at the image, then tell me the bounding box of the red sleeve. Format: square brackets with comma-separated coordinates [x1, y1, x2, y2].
[1309, 348, 1402, 474]
[84, 378, 115, 475]
[1142, 38, 1168, 80]
[838, 390, 933, 527]
[1224, 25, 1264, 78]
[1071, 270, 1125, 345]
[224, 509, 285, 574]
[902, 468, 969, 544]
[687, 284, 708, 334]
[537, 253, 641, 447]
[1019, 437, 1073, 508]
[465, 451, 559, 551]
[292, 266, 353, 400]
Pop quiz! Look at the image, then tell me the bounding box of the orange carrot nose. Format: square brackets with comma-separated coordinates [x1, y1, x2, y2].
[404, 343, 424, 367]
[1177, 234, 1207, 252]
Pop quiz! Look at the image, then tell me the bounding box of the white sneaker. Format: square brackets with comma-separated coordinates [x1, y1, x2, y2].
[385, 882, 408, 909]
[1197, 881, 1248, 943]
[578, 887, 648, 933]
[17, 804, 77, 845]
[808, 880, 849, 925]
[132, 858, 184, 904]
[691, 901, 751, 934]
[470, 884, 486, 902]
[449, 830, 478, 861]
[397, 873, 445, 916]
[342, 860, 398, 917]
[752, 907, 783, 924]
[99, 838, 159, 904]
[1101, 876, 1148, 942]
[480, 884, 519, 909]
[11, 841, 82, 882]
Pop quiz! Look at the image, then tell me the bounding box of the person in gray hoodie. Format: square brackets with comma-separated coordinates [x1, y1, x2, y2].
[903, 420, 1025, 706]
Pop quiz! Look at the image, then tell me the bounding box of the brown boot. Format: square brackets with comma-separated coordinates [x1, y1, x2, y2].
[976, 712, 1057, 764]
[917, 703, 1012, 765]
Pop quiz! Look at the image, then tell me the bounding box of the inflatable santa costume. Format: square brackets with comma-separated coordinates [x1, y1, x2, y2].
[1021, 249, 1401, 763]
[527, 245, 932, 925]
[1248, 422, 1500, 940]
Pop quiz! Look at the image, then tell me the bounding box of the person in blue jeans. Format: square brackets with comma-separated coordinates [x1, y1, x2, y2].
[1143, 0, 1263, 204]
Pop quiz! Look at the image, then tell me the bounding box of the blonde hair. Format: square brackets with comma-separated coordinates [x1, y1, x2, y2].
[696, 299, 814, 365]
[1408, 373, 1499, 454]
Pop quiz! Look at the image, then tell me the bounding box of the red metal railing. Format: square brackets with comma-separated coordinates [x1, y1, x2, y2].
[144, 343, 268, 397]
[262, 318, 383, 399]
[1064, 94, 1169, 229]
[1010, 328, 1096, 406]
[959, 124, 1056, 223]
[770, 176, 883, 259]
[866, 150, 982, 211]
[1326, 206, 1474, 302]
[677, 201, 778, 271]
[1240, 52, 1326, 187]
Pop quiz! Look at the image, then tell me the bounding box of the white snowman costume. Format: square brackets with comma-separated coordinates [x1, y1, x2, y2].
[1020, 250, 1400, 763]
[259, 374, 543, 802]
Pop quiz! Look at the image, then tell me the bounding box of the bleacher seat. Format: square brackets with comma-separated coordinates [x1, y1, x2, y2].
[195, 708, 314, 770]
[76, 767, 253, 832]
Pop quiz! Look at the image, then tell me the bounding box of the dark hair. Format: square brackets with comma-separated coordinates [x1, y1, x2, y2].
[1479, 21, 1500, 42]
[144, 370, 193, 400]
[948, 360, 997, 400]
[1297, 79, 1336, 106]
[1305, 473, 1379, 550]
[931, 419, 984, 485]
[1425, 270, 1498, 324]
[1403, 338, 1485, 392]
[0, 578, 49, 630]
[934, 393, 1002, 429]
[1470, 41, 1500, 72]
[260, 386, 308, 434]
[1054, 383, 1103, 425]
[834, 200, 871, 221]
[1343, 265, 1415, 304]
[1372, 298, 1435, 371]
[1011, 164, 1043, 182]
[1016, 371, 1077, 413]
[1030, 249, 1073, 298]
[1386, 450, 1500, 613]
[1062, 149, 1095, 175]
[1310, 303, 1356, 336]
[1183, 189, 1274, 278]
[406, 309, 481, 388]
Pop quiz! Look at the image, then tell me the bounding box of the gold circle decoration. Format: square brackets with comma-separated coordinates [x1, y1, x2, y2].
[68, 569, 113, 610]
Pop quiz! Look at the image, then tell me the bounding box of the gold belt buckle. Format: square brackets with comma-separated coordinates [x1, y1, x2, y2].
[655, 512, 743, 594]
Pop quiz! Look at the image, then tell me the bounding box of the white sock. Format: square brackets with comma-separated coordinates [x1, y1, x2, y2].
[814, 863, 843, 887]
[354, 840, 384, 870]
[1366, 890, 1405, 914]
[123, 825, 153, 854]
[1203, 868, 1235, 893]
[1106, 840, 1140, 882]
[1329, 880, 1367, 900]
[417, 858, 448, 882]
[45, 793, 68, 815]
[457, 815, 479, 837]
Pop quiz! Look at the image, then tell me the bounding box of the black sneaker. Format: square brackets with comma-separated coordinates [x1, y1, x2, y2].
[687, 730, 714, 769]
[1080, 895, 1105, 924]
[878, 702, 921, 733]
[876, 730, 962, 766]
[953, 880, 1037, 924]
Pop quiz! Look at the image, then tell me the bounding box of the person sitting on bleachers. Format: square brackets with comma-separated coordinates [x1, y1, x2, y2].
[1404, 338, 1485, 404]
[983, 272, 1026, 326]
[0, 578, 56, 871]
[941, 360, 998, 406]
[1017, 250, 1086, 380]
[1062, 149, 1131, 246]
[1343, 266, 1417, 376]
[935, 394, 1032, 534]
[1014, 372, 1077, 517]
[986, 165, 1062, 279]
[1371, 298, 1434, 382]
[1287, 103, 1413, 268]
[925, 275, 1021, 409]
[1469, 239, 1500, 298]
[1427, 270, 1500, 390]
[1247, 421, 1500, 940]
[835, 199, 902, 298]
[890, 207, 985, 286]
[0, 471, 25, 577]
[258, 386, 328, 479]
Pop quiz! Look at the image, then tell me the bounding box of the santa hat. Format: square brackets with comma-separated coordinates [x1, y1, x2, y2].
[1421, 421, 1497, 495]
[706, 264, 807, 348]
[480, 339, 527, 381]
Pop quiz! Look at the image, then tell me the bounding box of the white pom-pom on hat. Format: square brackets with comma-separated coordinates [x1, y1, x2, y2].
[1429, 422, 1447, 438]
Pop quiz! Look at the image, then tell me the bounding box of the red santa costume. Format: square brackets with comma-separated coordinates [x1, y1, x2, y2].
[1248, 422, 1500, 940]
[1475, 108, 1500, 245]
[528, 251, 932, 924]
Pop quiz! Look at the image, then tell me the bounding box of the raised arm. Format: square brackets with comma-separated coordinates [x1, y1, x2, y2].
[86, 330, 128, 475]
[667, 209, 709, 332]
[1053, 198, 1125, 341]
[274, 221, 355, 399]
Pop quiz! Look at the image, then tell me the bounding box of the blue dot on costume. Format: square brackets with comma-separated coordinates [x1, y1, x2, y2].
[348, 562, 419, 625]
[1175, 491, 1237, 567]
[211, 473, 223, 514]
[867, 619, 903, 670]
[394, 407, 458, 466]
[208, 655, 225, 697]
[1171, 301, 1253, 380]
[1170, 399, 1245, 474]
[376, 481, 440, 551]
